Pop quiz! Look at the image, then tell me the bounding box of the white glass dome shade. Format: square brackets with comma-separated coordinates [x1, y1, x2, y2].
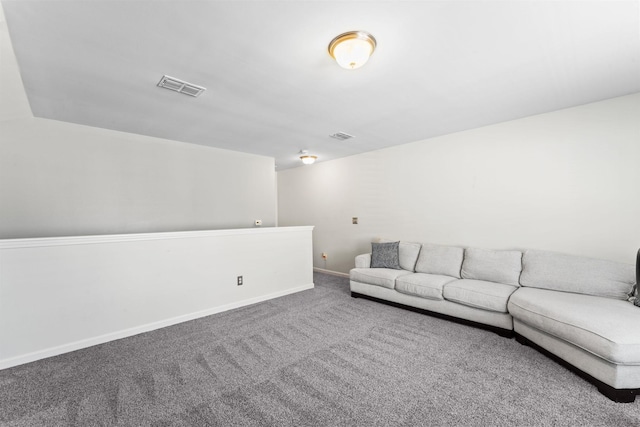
[328, 31, 377, 70]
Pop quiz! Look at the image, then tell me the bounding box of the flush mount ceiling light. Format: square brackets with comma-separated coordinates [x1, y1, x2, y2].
[299, 150, 317, 165]
[328, 31, 377, 70]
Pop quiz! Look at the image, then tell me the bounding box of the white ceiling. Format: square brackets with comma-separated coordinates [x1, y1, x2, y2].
[3, 0, 639, 169]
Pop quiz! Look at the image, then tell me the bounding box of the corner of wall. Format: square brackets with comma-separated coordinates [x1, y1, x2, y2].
[0, 2, 33, 122]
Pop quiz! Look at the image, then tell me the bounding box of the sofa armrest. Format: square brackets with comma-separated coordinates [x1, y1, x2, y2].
[355, 253, 371, 268]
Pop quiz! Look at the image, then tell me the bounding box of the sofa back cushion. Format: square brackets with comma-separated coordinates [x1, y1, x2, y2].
[461, 247, 522, 286]
[379, 239, 421, 271]
[414, 243, 464, 278]
[520, 249, 635, 300]
[399, 242, 422, 271]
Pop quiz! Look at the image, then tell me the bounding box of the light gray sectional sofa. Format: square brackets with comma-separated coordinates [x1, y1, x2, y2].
[350, 242, 640, 402]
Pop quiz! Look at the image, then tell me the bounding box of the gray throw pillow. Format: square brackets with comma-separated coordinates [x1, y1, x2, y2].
[371, 241, 401, 269]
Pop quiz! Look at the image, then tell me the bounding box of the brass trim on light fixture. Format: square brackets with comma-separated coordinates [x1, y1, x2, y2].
[328, 31, 377, 57]
[300, 155, 318, 165]
[328, 31, 377, 69]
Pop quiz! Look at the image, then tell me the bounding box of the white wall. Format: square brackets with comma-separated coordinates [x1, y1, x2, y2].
[0, 226, 314, 369]
[0, 119, 277, 238]
[0, 4, 276, 238]
[278, 93, 640, 273]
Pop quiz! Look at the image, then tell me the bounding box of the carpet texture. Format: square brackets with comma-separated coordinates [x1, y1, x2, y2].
[1, 272, 639, 426]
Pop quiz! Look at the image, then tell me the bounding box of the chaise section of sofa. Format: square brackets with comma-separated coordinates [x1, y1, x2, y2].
[508, 249, 639, 402]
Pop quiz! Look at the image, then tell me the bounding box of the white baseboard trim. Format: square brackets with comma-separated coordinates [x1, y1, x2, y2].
[313, 267, 350, 278]
[0, 282, 314, 371]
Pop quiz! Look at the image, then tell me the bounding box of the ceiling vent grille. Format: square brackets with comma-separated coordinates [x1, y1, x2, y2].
[329, 132, 354, 141]
[157, 75, 206, 97]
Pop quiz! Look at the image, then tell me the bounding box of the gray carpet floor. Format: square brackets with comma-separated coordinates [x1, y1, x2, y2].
[1, 272, 639, 426]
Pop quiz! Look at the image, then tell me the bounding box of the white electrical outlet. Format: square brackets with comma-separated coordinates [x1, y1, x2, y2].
[254, 219, 262, 226]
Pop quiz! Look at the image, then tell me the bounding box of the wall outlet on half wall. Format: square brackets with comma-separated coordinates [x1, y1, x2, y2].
[237, 276, 243, 286]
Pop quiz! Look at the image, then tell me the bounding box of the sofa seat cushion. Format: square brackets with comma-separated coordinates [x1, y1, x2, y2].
[350, 268, 412, 289]
[443, 279, 519, 313]
[508, 287, 640, 364]
[395, 273, 457, 300]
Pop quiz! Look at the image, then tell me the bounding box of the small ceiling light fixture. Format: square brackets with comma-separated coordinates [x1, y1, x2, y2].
[299, 150, 317, 165]
[328, 31, 377, 70]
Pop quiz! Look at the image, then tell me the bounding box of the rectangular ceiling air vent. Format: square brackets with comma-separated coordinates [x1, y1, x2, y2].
[329, 132, 354, 141]
[157, 75, 206, 97]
